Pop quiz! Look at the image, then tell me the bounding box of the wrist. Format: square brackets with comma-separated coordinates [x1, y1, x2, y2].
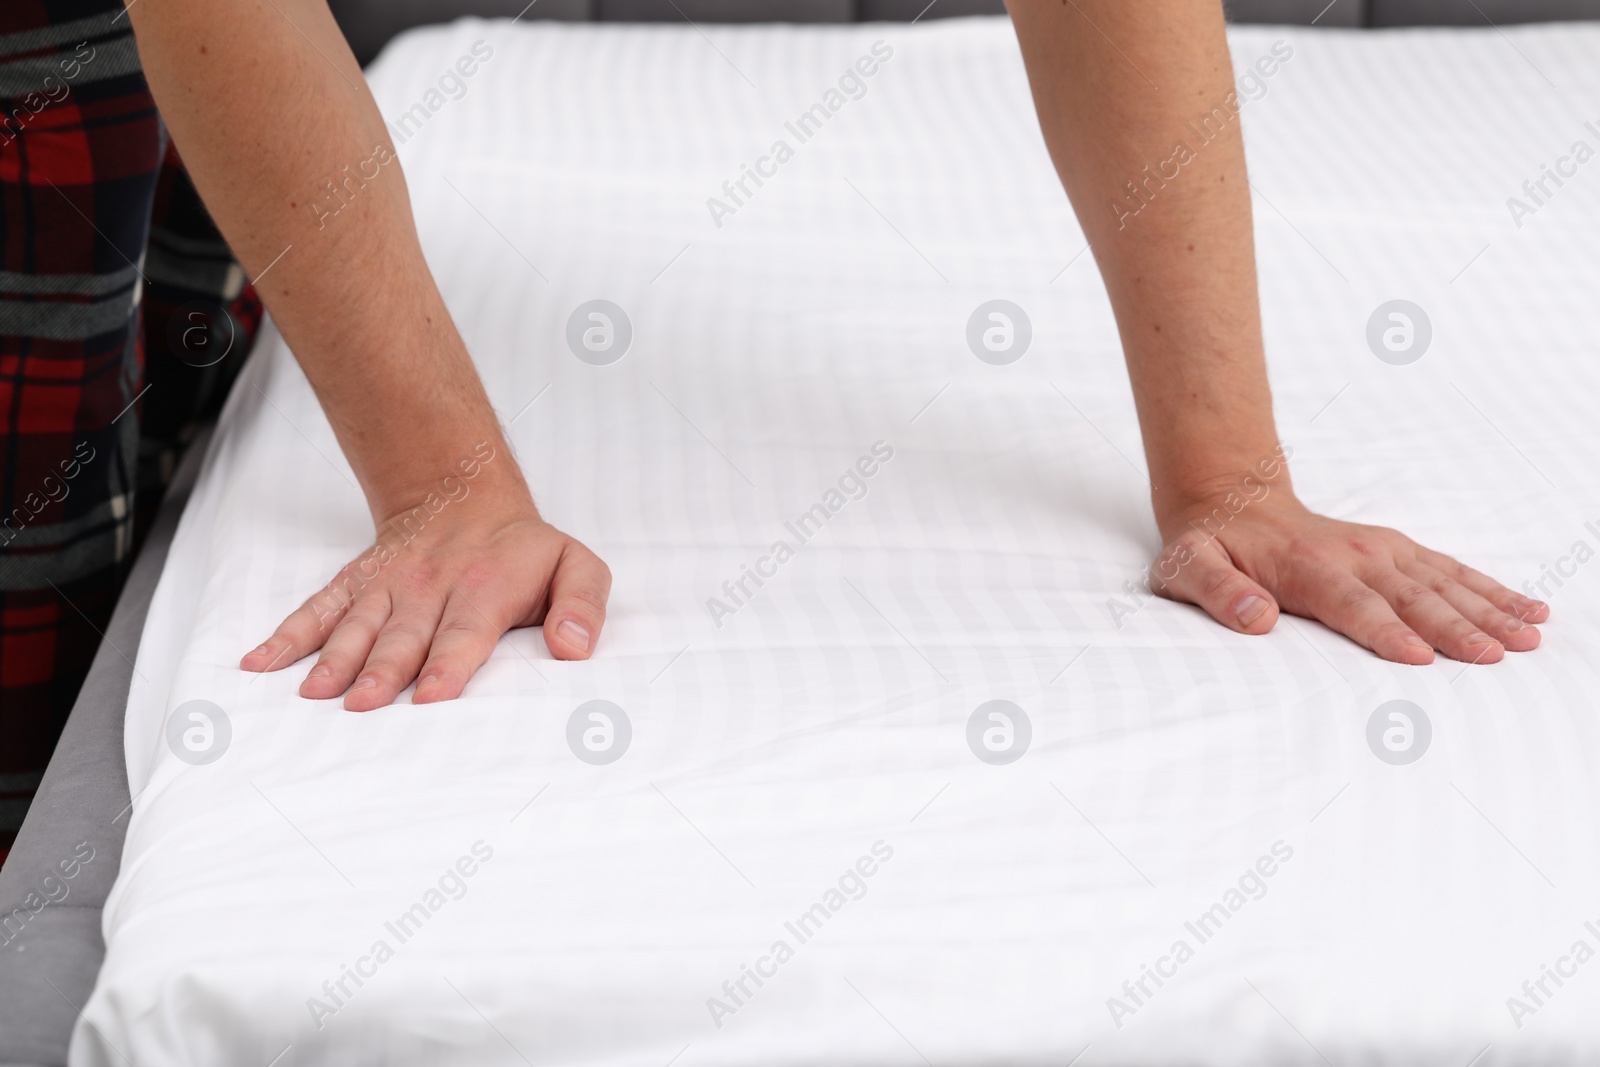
[366, 437, 533, 530]
[1151, 441, 1298, 541]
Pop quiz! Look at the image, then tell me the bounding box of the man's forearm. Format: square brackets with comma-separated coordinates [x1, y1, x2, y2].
[126, 0, 523, 521]
[1005, 0, 1285, 529]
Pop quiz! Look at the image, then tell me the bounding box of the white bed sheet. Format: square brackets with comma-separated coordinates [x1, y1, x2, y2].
[74, 17, 1600, 1066]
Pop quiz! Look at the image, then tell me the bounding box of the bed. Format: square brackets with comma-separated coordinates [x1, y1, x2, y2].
[8, 8, 1600, 1066]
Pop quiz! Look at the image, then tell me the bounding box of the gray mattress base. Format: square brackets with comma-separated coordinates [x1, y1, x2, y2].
[0, 431, 206, 1067]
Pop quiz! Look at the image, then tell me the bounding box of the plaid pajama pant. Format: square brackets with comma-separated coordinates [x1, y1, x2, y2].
[0, 0, 263, 862]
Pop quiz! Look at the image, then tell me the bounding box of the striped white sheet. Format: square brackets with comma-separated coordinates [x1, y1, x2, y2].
[73, 17, 1600, 1066]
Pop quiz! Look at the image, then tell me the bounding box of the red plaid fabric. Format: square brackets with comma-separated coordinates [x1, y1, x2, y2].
[0, 0, 263, 863]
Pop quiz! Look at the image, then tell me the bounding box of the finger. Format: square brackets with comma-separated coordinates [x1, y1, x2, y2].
[242, 578, 359, 674]
[1298, 571, 1435, 665]
[1406, 561, 1540, 654]
[299, 595, 392, 700]
[1367, 567, 1504, 664]
[414, 591, 508, 704]
[346, 597, 446, 712]
[540, 542, 612, 660]
[1416, 547, 1550, 624]
[1149, 533, 1279, 635]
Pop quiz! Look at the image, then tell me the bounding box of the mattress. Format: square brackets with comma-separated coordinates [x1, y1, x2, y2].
[74, 16, 1600, 1066]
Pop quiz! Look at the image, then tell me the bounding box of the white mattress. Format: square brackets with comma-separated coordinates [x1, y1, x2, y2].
[75, 17, 1600, 1066]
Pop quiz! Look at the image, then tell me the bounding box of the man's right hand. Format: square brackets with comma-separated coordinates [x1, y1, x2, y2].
[242, 477, 611, 711]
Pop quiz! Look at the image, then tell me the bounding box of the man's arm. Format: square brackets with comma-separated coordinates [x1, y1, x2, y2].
[128, 0, 610, 709]
[1005, 0, 1546, 662]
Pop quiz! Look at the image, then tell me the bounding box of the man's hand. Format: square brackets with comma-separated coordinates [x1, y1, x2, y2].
[125, 0, 609, 705]
[1150, 490, 1547, 665]
[1004, 0, 1542, 664]
[241, 490, 610, 711]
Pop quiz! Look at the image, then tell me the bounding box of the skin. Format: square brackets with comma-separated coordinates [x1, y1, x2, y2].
[122, 0, 1541, 711]
[127, 0, 609, 711]
[1005, 0, 1546, 663]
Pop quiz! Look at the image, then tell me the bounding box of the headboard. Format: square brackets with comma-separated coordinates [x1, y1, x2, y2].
[328, 0, 1600, 64]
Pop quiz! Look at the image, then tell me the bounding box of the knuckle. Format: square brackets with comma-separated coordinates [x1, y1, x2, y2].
[333, 610, 380, 640]
[1169, 529, 1210, 557]
[1393, 582, 1432, 610]
[311, 650, 347, 671]
[1380, 623, 1422, 647]
[381, 620, 433, 646]
[1432, 575, 1466, 600]
[562, 586, 609, 616]
[435, 616, 485, 642]
[275, 614, 316, 643]
[324, 568, 360, 597]
[402, 563, 440, 595]
[303, 590, 347, 625]
[1151, 534, 1206, 586]
[1344, 536, 1379, 559]
[1200, 568, 1238, 601]
[457, 560, 495, 590]
[1338, 584, 1378, 613]
[344, 595, 391, 626]
[1286, 538, 1328, 567]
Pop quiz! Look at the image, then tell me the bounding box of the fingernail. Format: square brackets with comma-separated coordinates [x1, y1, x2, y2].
[1468, 632, 1498, 647]
[1404, 635, 1432, 649]
[352, 677, 377, 691]
[308, 664, 331, 679]
[558, 619, 591, 653]
[418, 673, 439, 688]
[1503, 617, 1525, 633]
[1234, 595, 1268, 625]
[248, 644, 270, 658]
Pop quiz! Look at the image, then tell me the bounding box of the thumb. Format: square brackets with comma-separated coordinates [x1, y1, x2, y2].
[1150, 532, 1279, 635]
[541, 540, 612, 660]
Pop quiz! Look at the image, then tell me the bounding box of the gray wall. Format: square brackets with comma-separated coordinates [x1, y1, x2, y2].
[1371, 0, 1600, 24]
